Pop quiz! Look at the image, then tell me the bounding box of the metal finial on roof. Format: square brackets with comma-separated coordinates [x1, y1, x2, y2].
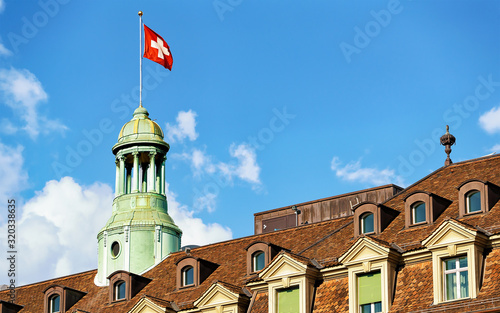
[440, 125, 456, 166]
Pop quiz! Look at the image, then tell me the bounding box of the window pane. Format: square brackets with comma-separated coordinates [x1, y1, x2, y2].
[358, 272, 381, 305]
[446, 273, 457, 300]
[374, 301, 382, 312]
[445, 259, 456, 270]
[460, 271, 469, 298]
[111, 241, 120, 257]
[253, 251, 265, 271]
[51, 296, 60, 312]
[278, 286, 299, 313]
[360, 304, 371, 313]
[467, 191, 481, 213]
[413, 202, 426, 224]
[117, 282, 125, 299]
[362, 213, 374, 234]
[459, 257, 467, 268]
[183, 267, 194, 285]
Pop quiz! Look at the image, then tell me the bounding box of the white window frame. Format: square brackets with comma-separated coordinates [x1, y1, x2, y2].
[49, 295, 61, 313]
[360, 213, 374, 235]
[252, 251, 265, 272]
[115, 281, 126, 300]
[443, 256, 469, 301]
[411, 201, 426, 224]
[359, 301, 382, 313]
[466, 190, 481, 214]
[182, 266, 194, 286]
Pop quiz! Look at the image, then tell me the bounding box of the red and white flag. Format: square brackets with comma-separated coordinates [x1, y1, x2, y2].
[143, 24, 173, 70]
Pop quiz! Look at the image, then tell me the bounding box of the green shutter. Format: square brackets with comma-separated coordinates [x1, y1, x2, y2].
[358, 272, 381, 305]
[278, 286, 300, 313]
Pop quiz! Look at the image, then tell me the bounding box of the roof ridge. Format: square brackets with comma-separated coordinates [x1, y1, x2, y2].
[297, 220, 353, 255]
[0, 269, 97, 291]
[212, 280, 245, 294]
[164, 216, 353, 260]
[382, 153, 500, 207]
[255, 184, 403, 216]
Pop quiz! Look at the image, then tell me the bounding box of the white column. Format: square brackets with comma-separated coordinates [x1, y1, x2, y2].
[118, 155, 126, 195]
[115, 159, 120, 197]
[148, 152, 157, 192]
[132, 152, 139, 192]
[160, 156, 166, 195]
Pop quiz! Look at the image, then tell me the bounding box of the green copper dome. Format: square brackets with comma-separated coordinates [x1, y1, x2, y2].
[112, 106, 169, 153]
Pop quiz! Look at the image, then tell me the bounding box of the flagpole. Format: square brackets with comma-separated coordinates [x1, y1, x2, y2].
[139, 11, 143, 108]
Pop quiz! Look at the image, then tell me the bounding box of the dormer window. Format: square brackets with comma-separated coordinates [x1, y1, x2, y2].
[245, 241, 284, 274]
[466, 191, 481, 213]
[182, 266, 194, 286]
[360, 213, 374, 234]
[404, 191, 450, 228]
[358, 271, 382, 313]
[107, 270, 151, 303]
[444, 256, 469, 301]
[49, 295, 60, 313]
[458, 180, 500, 217]
[252, 251, 265, 272]
[0, 300, 24, 313]
[43, 285, 86, 313]
[277, 286, 299, 313]
[175, 256, 219, 289]
[352, 202, 398, 237]
[114, 281, 126, 301]
[411, 201, 426, 224]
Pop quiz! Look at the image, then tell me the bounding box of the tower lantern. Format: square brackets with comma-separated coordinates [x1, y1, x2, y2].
[96, 106, 182, 286]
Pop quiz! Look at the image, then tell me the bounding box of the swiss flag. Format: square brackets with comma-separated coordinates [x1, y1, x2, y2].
[143, 24, 173, 70]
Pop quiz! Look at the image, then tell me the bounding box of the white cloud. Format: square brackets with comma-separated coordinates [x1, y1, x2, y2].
[0, 67, 67, 139]
[221, 143, 261, 186]
[0, 118, 18, 134]
[331, 156, 404, 187]
[175, 144, 262, 189]
[0, 142, 28, 205]
[0, 177, 113, 284]
[165, 110, 199, 143]
[193, 192, 217, 213]
[174, 148, 216, 175]
[166, 183, 232, 246]
[173, 143, 262, 213]
[479, 106, 500, 134]
[0, 177, 232, 285]
[490, 144, 500, 153]
[0, 43, 11, 57]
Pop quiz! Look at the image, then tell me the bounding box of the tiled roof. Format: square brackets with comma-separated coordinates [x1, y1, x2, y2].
[313, 277, 349, 312]
[1, 154, 500, 312]
[249, 291, 268, 313]
[377, 154, 500, 250]
[0, 270, 99, 313]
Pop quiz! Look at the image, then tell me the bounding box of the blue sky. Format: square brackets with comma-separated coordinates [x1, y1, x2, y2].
[0, 0, 499, 285]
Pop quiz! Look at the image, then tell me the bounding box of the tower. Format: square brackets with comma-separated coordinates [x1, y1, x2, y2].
[95, 106, 182, 286]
